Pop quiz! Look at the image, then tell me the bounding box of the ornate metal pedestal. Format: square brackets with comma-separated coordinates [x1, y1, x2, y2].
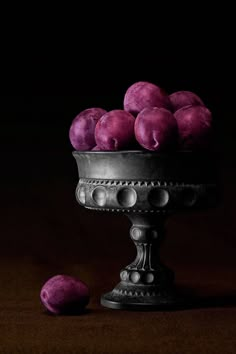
[73, 151, 217, 310]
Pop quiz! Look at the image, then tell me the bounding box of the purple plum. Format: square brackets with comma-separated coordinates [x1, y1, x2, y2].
[174, 105, 212, 150]
[95, 109, 135, 150]
[169, 91, 204, 112]
[69, 108, 107, 150]
[134, 107, 178, 151]
[91, 145, 101, 151]
[40, 275, 90, 315]
[124, 81, 171, 116]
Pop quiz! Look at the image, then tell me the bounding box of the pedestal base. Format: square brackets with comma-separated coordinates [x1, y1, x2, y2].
[101, 281, 179, 310]
[101, 290, 178, 310]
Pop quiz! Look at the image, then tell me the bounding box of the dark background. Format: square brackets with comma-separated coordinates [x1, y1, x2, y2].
[1, 24, 236, 353]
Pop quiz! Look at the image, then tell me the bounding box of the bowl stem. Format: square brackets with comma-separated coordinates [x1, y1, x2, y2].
[101, 213, 176, 310]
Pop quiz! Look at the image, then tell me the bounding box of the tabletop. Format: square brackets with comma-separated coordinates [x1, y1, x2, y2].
[0, 152, 236, 354]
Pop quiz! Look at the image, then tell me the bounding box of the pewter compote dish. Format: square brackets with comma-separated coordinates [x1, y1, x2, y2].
[73, 150, 217, 310]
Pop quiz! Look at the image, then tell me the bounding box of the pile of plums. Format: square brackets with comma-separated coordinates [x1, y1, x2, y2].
[69, 81, 212, 152]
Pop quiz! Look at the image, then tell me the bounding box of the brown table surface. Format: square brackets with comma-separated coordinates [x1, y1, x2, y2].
[1, 170, 236, 354]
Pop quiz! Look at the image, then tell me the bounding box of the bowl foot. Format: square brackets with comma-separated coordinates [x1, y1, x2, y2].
[101, 289, 179, 311]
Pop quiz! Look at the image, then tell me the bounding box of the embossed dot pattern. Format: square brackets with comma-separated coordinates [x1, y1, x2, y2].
[78, 187, 86, 204]
[131, 227, 142, 240]
[145, 273, 154, 284]
[92, 187, 107, 206]
[148, 188, 169, 207]
[130, 271, 140, 283]
[120, 270, 128, 281]
[117, 188, 137, 207]
[181, 188, 196, 206]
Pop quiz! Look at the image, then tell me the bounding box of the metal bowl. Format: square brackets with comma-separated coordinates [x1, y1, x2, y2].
[73, 150, 218, 310]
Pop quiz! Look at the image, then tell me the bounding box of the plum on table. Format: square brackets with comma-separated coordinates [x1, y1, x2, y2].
[40, 275, 90, 315]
